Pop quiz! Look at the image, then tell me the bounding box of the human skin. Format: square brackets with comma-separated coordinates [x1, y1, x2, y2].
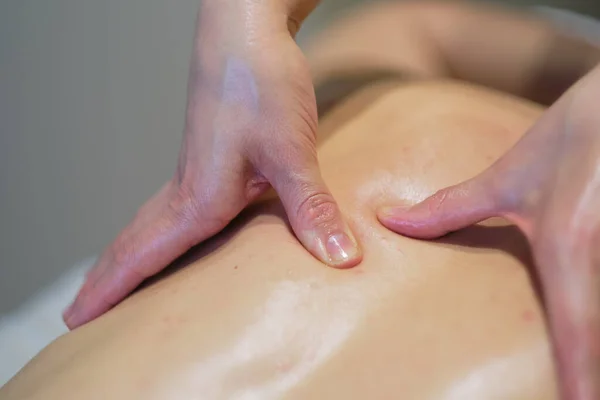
[61, 0, 600, 332]
[62, 0, 600, 337]
[1, 80, 557, 400]
[56, 1, 600, 397]
[61, 0, 361, 330]
[306, 3, 600, 397]
[379, 65, 600, 400]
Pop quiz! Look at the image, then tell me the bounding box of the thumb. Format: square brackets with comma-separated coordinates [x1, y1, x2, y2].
[268, 162, 362, 269]
[377, 176, 499, 239]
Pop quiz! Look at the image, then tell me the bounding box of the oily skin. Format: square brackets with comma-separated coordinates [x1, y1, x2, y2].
[63, 0, 361, 329]
[60, 0, 599, 397]
[1, 81, 556, 400]
[379, 66, 600, 400]
[63, 0, 600, 337]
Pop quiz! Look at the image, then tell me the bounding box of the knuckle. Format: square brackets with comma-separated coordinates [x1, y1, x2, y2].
[428, 189, 450, 214]
[109, 233, 158, 284]
[110, 233, 137, 270]
[172, 182, 235, 236]
[170, 179, 218, 227]
[168, 187, 199, 225]
[296, 190, 340, 231]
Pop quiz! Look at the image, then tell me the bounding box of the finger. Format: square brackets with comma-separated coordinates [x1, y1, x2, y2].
[377, 177, 499, 239]
[537, 228, 600, 400]
[268, 163, 362, 269]
[63, 185, 230, 329]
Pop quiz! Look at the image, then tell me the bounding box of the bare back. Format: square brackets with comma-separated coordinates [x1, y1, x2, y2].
[1, 80, 557, 400]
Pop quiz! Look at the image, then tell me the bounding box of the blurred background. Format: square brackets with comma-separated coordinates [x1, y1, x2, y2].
[1, 0, 599, 316]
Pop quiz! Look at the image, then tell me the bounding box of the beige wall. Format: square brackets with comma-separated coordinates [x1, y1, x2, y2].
[1, 0, 599, 314]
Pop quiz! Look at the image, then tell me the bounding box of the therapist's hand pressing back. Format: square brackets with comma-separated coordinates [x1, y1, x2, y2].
[379, 65, 600, 400]
[63, 0, 362, 329]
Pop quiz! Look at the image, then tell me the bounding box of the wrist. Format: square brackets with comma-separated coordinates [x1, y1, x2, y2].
[199, 0, 319, 37]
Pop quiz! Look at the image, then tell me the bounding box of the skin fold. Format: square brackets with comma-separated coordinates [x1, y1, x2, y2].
[1, 80, 558, 400]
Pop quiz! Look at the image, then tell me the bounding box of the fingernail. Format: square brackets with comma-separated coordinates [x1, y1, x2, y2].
[326, 232, 360, 266]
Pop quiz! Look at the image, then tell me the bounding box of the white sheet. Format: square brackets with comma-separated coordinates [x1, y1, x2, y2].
[0, 258, 90, 386]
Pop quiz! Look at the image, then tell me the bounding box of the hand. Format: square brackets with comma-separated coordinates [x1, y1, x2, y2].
[378, 66, 600, 400]
[63, 0, 361, 329]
